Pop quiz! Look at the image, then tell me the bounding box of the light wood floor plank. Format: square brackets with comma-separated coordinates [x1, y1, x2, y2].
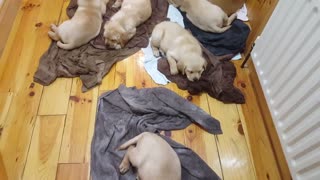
[38, 0, 73, 115]
[38, 79, 72, 115]
[0, 0, 65, 179]
[23, 115, 65, 180]
[59, 79, 99, 163]
[234, 61, 281, 180]
[184, 93, 222, 177]
[207, 97, 256, 180]
[56, 163, 89, 180]
[99, 64, 116, 91]
[0, 92, 13, 127]
[0, 152, 8, 180]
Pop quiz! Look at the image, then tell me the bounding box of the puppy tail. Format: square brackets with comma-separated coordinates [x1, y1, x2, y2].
[117, 133, 146, 150]
[212, 25, 232, 33]
[226, 13, 237, 26]
[57, 41, 75, 50]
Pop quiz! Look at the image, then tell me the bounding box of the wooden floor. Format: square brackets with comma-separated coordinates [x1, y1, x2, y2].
[0, 0, 281, 180]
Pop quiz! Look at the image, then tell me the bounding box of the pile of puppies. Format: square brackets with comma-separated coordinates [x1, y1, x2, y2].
[48, 0, 236, 82]
[48, 0, 237, 179]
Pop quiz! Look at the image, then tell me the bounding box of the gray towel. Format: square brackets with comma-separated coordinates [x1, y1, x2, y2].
[91, 85, 222, 180]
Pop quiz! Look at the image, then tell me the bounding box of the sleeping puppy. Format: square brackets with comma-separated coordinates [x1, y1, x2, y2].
[118, 132, 181, 180]
[48, 0, 109, 50]
[103, 0, 152, 49]
[168, 0, 237, 33]
[151, 21, 207, 82]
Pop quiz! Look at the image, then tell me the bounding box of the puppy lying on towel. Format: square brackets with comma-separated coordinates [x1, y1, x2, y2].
[118, 132, 181, 180]
[151, 21, 207, 82]
[168, 0, 236, 33]
[103, 0, 152, 49]
[48, 0, 108, 50]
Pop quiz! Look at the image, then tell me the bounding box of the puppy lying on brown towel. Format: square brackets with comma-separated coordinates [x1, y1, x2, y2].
[118, 132, 181, 180]
[157, 47, 245, 104]
[151, 21, 207, 82]
[104, 0, 152, 49]
[48, 0, 109, 50]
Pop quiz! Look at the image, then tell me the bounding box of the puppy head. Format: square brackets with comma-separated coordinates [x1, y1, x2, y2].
[181, 56, 207, 82]
[104, 21, 136, 49]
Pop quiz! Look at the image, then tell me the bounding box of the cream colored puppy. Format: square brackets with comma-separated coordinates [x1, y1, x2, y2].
[103, 0, 152, 49]
[48, 0, 109, 50]
[151, 21, 207, 81]
[168, 0, 237, 33]
[118, 132, 181, 180]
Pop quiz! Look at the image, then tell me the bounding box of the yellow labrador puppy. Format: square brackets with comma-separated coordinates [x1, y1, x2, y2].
[168, 0, 237, 33]
[118, 132, 181, 180]
[151, 21, 207, 82]
[48, 0, 109, 50]
[103, 0, 152, 49]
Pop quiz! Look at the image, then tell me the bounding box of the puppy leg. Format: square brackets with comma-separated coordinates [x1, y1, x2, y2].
[227, 13, 237, 26]
[151, 44, 160, 57]
[101, 1, 107, 15]
[48, 31, 60, 41]
[151, 28, 164, 57]
[119, 146, 139, 174]
[167, 52, 179, 75]
[112, 0, 123, 8]
[48, 24, 60, 41]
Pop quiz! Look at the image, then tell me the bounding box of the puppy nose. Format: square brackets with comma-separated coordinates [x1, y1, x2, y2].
[193, 77, 199, 81]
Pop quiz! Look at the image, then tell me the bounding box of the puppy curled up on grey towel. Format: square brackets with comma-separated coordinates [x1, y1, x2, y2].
[118, 132, 181, 180]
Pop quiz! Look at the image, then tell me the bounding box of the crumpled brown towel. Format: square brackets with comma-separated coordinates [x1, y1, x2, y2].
[158, 47, 245, 104]
[34, 0, 169, 91]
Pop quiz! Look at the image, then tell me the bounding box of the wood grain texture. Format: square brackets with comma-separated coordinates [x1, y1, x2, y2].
[37, 0, 72, 116]
[207, 97, 256, 180]
[234, 61, 282, 180]
[59, 79, 99, 163]
[247, 60, 291, 180]
[0, 0, 65, 179]
[0, 92, 13, 127]
[0, 0, 22, 57]
[56, 163, 89, 180]
[245, 0, 279, 55]
[0, 152, 8, 180]
[23, 115, 65, 180]
[38, 79, 72, 115]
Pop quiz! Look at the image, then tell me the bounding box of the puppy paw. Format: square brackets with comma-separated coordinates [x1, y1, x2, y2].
[152, 50, 160, 57]
[170, 68, 179, 75]
[112, 3, 121, 8]
[50, 24, 57, 31]
[119, 161, 130, 174]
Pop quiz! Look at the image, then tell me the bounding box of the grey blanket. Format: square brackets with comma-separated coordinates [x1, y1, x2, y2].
[91, 85, 222, 180]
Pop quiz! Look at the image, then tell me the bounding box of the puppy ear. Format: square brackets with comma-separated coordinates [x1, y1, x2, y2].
[203, 59, 207, 70]
[177, 61, 186, 75]
[120, 27, 136, 47]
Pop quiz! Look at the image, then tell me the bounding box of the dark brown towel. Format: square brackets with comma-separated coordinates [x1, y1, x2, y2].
[34, 0, 169, 91]
[158, 47, 245, 104]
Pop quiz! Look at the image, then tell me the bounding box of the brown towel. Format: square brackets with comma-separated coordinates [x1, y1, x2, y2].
[34, 0, 169, 91]
[157, 47, 245, 104]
